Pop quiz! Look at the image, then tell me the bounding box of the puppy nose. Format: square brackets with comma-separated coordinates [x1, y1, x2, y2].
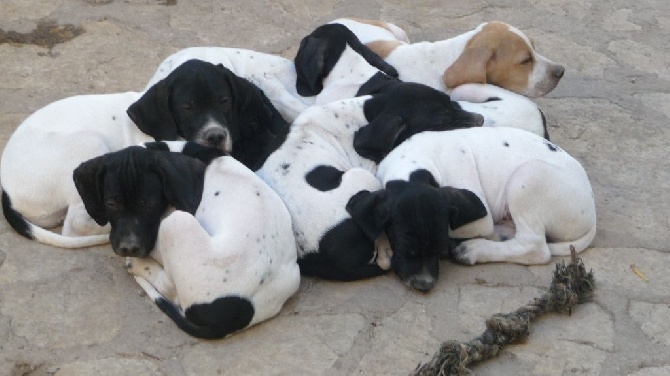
[206, 130, 226, 147]
[472, 113, 485, 127]
[117, 240, 142, 257]
[553, 65, 565, 79]
[410, 275, 436, 292]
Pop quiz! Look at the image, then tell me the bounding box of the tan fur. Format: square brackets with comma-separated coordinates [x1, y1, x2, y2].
[348, 17, 399, 36]
[443, 21, 533, 92]
[366, 40, 403, 58]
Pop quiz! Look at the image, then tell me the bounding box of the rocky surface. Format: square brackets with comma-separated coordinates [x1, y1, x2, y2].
[0, 1, 668, 375]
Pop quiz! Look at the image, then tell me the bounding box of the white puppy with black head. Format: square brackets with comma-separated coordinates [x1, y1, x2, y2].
[348, 127, 596, 292]
[126, 151, 300, 339]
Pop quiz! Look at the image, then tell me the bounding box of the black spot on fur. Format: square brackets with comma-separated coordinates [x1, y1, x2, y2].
[503, 141, 509, 147]
[486, 97, 502, 102]
[305, 165, 344, 191]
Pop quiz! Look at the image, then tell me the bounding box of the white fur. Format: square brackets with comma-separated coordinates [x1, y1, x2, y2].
[0, 92, 151, 248]
[330, 18, 410, 44]
[376, 127, 596, 265]
[450, 83, 546, 137]
[127, 156, 300, 334]
[339, 20, 563, 97]
[256, 97, 382, 259]
[144, 47, 313, 122]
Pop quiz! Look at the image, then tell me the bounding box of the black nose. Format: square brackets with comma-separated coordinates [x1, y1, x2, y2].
[553, 65, 565, 79]
[410, 275, 436, 292]
[206, 131, 226, 146]
[473, 113, 485, 127]
[116, 239, 143, 257]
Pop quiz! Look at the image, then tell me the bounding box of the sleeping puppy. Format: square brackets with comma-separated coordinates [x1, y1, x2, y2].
[124, 154, 300, 339]
[348, 127, 596, 292]
[449, 83, 549, 139]
[256, 83, 483, 281]
[294, 23, 399, 104]
[1, 59, 287, 249]
[332, 18, 565, 97]
[144, 47, 312, 123]
[298, 24, 549, 139]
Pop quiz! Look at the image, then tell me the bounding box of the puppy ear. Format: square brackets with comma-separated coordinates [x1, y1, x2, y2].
[127, 79, 180, 141]
[353, 115, 406, 163]
[294, 35, 328, 96]
[73, 155, 109, 226]
[346, 189, 389, 241]
[439, 186, 487, 230]
[153, 153, 207, 214]
[442, 47, 493, 89]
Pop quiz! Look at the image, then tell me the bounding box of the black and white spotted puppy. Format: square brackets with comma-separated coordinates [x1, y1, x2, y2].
[256, 83, 483, 281]
[126, 153, 300, 339]
[294, 23, 399, 105]
[348, 127, 596, 291]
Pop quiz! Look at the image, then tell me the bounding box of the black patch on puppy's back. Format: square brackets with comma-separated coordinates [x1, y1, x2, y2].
[2, 191, 33, 240]
[305, 165, 344, 191]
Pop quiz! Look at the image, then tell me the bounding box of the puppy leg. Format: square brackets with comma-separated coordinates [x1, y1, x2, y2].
[374, 233, 393, 270]
[62, 203, 110, 236]
[125, 256, 178, 303]
[452, 161, 558, 265]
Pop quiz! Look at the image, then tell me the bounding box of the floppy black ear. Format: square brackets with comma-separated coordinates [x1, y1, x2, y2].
[439, 186, 488, 230]
[73, 155, 109, 226]
[294, 35, 328, 96]
[127, 79, 180, 141]
[153, 153, 207, 214]
[346, 189, 389, 241]
[353, 115, 406, 163]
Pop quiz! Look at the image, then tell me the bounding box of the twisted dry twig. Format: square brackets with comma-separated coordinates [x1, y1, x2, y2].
[412, 246, 595, 376]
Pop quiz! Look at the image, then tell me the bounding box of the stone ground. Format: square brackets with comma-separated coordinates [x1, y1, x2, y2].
[0, 1, 668, 375]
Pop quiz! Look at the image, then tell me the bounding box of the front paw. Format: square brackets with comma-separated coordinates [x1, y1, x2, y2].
[451, 243, 477, 265]
[124, 257, 135, 272]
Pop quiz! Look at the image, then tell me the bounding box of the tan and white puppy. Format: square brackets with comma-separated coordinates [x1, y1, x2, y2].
[333, 18, 565, 97]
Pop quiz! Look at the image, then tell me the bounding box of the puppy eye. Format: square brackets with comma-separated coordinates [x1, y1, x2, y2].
[183, 102, 195, 112]
[218, 96, 229, 106]
[105, 198, 119, 209]
[521, 56, 533, 65]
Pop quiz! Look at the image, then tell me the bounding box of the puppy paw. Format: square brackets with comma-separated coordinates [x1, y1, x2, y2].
[451, 244, 477, 265]
[124, 257, 136, 272]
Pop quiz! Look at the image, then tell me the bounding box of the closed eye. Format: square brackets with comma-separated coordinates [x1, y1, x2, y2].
[520, 56, 533, 65]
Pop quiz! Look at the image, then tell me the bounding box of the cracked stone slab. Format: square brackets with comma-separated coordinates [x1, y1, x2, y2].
[181, 313, 366, 374]
[54, 358, 161, 376]
[629, 301, 670, 346]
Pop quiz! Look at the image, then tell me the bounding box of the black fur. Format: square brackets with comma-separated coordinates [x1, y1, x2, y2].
[347, 170, 488, 292]
[1, 191, 33, 240]
[294, 23, 399, 97]
[305, 165, 344, 191]
[73, 146, 207, 257]
[354, 83, 485, 163]
[128, 59, 289, 171]
[155, 295, 254, 340]
[298, 218, 387, 281]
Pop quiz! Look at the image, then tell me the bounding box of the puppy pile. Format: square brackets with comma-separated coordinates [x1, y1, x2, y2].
[1, 18, 595, 339]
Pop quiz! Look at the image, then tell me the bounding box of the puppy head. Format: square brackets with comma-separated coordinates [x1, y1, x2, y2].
[73, 146, 207, 257]
[128, 59, 236, 151]
[354, 82, 484, 163]
[443, 21, 565, 97]
[347, 170, 487, 292]
[294, 23, 399, 97]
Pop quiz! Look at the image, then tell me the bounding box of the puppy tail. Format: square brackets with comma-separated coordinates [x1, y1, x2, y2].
[547, 224, 597, 256]
[133, 276, 255, 340]
[2, 190, 109, 248]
